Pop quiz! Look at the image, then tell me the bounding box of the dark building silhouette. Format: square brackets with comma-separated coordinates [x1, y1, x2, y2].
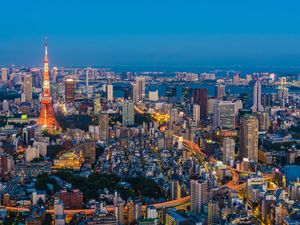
[193, 88, 208, 120]
[65, 79, 76, 103]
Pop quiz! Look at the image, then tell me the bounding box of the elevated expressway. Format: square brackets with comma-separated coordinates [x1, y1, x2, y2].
[4, 107, 274, 215]
[4, 136, 274, 215]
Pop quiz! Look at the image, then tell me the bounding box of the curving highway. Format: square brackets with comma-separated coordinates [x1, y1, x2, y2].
[3, 107, 275, 215]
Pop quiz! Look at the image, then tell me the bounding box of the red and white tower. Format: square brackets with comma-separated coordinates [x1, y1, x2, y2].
[38, 42, 61, 133]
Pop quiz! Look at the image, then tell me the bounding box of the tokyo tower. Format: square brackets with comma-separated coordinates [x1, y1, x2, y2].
[38, 42, 61, 134]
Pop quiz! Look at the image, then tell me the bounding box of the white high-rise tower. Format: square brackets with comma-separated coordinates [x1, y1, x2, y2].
[251, 80, 264, 112]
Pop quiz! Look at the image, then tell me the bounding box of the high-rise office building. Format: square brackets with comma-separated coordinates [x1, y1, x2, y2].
[166, 86, 177, 98]
[171, 180, 181, 200]
[182, 87, 193, 103]
[131, 83, 139, 103]
[193, 88, 208, 120]
[165, 129, 174, 150]
[256, 112, 269, 132]
[51, 67, 58, 82]
[65, 79, 75, 103]
[23, 74, 32, 102]
[122, 100, 135, 126]
[136, 76, 145, 101]
[190, 178, 208, 213]
[86, 68, 89, 90]
[208, 200, 220, 225]
[239, 115, 259, 162]
[94, 93, 101, 115]
[261, 93, 273, 108]
[193, 104, 201, 125]
[1, 68, 8, 82]
[166, 86, 177, 103]
[251, 80, 264, 112]
[278, 77, 289, 106]
[215, 84, 225, 98]
[123, 87, 131, 100]
[234, 100, 243, 115]
[168, 108, 177, 129]
[107, 84, 113, 101]
[213, 101, 235, 129]
[222, 137, 235, 166]
[99, 113, 109, 143]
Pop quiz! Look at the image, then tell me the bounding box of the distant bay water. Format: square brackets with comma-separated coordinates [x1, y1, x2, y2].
[113, 83, 299, 98]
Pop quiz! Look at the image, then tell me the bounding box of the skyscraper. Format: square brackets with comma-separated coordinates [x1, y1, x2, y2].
[190, 178, 208, 213]
[86, 67, 89, 91]
[122, 100, 135, 126]
[239, 115, 259, 162]
[94, 93, 101, 115]
[213, 101, 235, 129]
[182, 87, 193, 103]
[65, 78, 75, 103]
[23, 74, 32, 102]
[261, 93, 273, 108]
[193, 88, 208, 120]
[99, 113, 109, 143]
[193, 104, 201, 125]
[131, 83, 138, 103]
[166, 86, 177, 103]
[168, 108, 177, 129]
[107, 84, 113, 101]
[208, 200, 220, 225]
[135, 76, 145, 101]
[251, 80, 264, 112]
[222, 137, 235, 166]
[51, 67, 58, 82]
[215, 84, 225, 98]
[256, 112, 269, 132]
[38, 42, 61, 134]
[1, 68, 8, 82]
[171, 180, 181, 200]
[278, 77, 289, 106]
[123, 87, 131, 100]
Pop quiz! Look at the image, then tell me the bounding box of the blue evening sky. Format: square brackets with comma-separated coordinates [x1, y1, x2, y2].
[1, 0, 300, 68]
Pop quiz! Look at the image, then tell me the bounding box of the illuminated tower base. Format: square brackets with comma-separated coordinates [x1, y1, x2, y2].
[38, 102, 61, 134]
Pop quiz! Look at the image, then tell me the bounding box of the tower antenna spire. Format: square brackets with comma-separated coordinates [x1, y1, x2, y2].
[44, 37, 48, 61]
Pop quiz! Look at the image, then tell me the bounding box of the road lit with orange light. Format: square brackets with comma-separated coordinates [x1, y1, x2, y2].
[150, 112, 169, 124]
[3, 106, 275, 216]
[3, 136, 275, 216]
